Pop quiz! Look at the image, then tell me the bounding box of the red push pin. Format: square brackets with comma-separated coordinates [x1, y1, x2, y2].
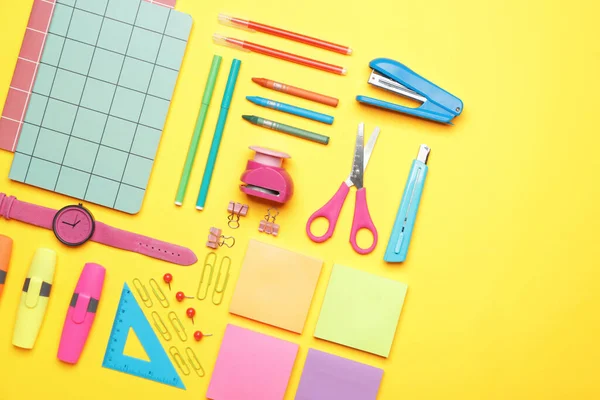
[194, 330, 213, 341]
[186, 307, 196, 324]
[176, 291, 193, 302]
[163, 273, 173, 291]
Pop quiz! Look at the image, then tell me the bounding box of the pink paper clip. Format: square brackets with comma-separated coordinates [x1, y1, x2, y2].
[207, 227, 235, 249]
[258, 208, 280, 236]
[227, 202, 249, 229]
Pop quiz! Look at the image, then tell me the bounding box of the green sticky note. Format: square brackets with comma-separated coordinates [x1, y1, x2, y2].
[314, 265, 408, 358]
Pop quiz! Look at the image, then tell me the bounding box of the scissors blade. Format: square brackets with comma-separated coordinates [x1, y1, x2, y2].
[347, 123, 365, 189]
[363, 126, 380, 170]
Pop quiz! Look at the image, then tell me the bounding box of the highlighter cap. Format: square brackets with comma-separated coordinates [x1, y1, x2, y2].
[75, 263, 106, 299]
[28, 248, 57, 282]
[0, 234, 13, 271]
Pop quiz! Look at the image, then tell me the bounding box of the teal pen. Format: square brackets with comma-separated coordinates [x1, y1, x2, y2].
[246, 96, 334, 125]
[196, 59, 241, 210]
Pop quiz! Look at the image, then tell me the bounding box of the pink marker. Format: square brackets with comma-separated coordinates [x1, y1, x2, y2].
[57, 263, 106, 364]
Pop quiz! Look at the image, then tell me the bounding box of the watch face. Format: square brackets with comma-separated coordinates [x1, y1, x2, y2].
[52, 204, 95, 246]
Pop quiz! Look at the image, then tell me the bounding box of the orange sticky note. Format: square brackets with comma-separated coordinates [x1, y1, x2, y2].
[229, 240, 323, 334]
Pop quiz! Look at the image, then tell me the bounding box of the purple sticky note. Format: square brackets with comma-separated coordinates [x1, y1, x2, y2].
[295, 349, 384, 400]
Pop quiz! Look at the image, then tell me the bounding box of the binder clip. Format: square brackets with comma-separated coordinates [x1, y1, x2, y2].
[206, 227, 235, 249]
[227, 202, 248, 229]
[356, 58, 463, 124]
[240, 146, 294, 204]
[258, 208, 280, 236]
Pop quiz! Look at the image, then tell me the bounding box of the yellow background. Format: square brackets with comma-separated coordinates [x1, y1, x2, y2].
[0, 0, 599, 398]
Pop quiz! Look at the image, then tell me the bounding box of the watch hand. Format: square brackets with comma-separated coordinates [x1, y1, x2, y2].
[73, 220, 81, 227]
[62, 221, 75, 227]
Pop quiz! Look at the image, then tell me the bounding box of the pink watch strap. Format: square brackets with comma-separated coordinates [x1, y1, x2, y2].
[0, 193, 55, 229]
[91, 222, 198, 266]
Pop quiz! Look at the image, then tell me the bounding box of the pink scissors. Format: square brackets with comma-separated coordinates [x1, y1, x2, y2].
[306, 123, 380, 254]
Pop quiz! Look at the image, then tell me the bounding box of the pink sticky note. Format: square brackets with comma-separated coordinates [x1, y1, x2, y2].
[207, 324, 299, 400]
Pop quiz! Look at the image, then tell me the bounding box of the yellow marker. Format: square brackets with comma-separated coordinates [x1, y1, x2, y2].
[12, 248, 56, 349]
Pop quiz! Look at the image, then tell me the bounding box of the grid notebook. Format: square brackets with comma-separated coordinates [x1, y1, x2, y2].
[8, 0, 191, 214]
[0, 0, 177, 153]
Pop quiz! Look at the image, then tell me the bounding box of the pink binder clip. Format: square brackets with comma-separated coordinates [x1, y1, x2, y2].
[207, 227, 235, 249]
[240, 146, 294, 204]
[227, 202, 249, 229]
[258, 208, 280, 237]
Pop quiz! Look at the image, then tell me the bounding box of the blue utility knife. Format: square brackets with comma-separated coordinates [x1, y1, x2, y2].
[357, 58, 463, 124]
[384, 145, 430, 263]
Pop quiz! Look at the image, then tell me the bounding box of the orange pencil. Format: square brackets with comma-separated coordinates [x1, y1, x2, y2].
[0, 234, 13, 298]
[252, 78, 339, 107]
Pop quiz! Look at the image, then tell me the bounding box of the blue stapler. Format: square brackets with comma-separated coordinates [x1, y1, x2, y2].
[357, 58, 463, 124]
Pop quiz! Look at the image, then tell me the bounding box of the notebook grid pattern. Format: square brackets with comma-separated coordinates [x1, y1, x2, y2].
[0, 0, 177, 153]
[8, 0, 191, 214]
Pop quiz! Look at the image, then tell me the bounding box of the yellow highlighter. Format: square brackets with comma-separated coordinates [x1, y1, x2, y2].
[13, 248, 56, 349]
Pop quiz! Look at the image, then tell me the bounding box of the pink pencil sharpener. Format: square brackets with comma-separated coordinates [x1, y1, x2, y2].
[240, 146, 294, 204]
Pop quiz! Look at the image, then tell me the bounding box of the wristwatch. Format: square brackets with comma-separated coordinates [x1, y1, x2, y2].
[0, 193, 197, 266]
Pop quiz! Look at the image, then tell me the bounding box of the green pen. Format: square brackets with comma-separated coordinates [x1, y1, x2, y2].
[242, 115, 329, 145]
[175, 55, 222, 206]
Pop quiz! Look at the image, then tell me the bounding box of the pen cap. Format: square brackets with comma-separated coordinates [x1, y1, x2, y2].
[0, 234, 13, 272]
[202, 55, 223, 105]
[221, 59, 242, 109]
[27, 248, 56, 282]
[217, 13, 253, 31]
[75, 263, 106, 299]
[212, 33, 248, 52]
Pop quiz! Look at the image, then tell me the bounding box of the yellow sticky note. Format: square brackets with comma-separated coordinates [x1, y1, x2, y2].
[229, 240, 323, 334]
[314, 264, 408, 358]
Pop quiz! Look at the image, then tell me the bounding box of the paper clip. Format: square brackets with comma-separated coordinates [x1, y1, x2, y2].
[212, 256, 232, 306]
[259, 208, 280, 236]
[151, 311, 172, 341]
[149, 278, 170, 308]
[207, 227, 235, 249]
[168, 311, 187, 342]
[197, 252, 216, 300]
[132, 278, 153, 308]
[227, 202, 249, 229]
[169, 346, 190, 376]
[185, 347, 206, 377]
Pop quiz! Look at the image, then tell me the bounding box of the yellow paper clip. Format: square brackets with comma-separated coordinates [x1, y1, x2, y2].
[169, 346, 190, 376]
[149, 278, 169, 308]
[197, 252, 216, 300]
[132, 278, 153, 308]
[151, 311, 172, 341]
[212, 256, 231, 306]
[185, 347, 206, 377]
[168, 311, 187, 342]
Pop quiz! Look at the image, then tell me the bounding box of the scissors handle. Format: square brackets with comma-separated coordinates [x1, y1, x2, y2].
[350, 187, 378, 255]
[306, 183, 350, 243]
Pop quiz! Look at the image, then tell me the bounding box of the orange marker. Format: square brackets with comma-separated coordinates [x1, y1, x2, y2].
[252, 78, 339, 107]
[0, 235, 13, 298]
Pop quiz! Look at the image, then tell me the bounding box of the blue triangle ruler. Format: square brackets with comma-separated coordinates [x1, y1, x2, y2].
[102, 283, 185, 390]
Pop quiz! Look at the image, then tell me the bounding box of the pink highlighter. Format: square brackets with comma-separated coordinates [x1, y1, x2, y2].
[58, 263, 106, 364]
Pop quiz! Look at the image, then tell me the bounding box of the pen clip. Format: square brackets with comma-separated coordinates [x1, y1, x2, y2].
[71, 293, 91, 324]
[25, 277, 41, 308]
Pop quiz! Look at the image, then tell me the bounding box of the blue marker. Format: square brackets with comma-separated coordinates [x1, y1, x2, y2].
[246, 96, 334, 125]
[384, 145, 430, 263]
[196, 59, 241, 210]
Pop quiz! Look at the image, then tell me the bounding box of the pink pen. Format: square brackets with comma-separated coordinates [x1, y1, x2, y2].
[57, 263, 106, 364]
